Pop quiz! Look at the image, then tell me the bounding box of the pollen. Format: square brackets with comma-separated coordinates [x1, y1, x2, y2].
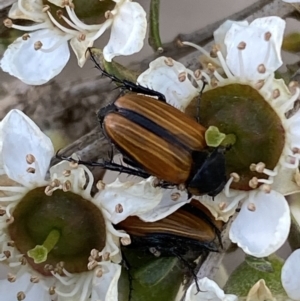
[3, 18, 13, 28]
[237, 41, 246, 50]
[26, 154, 35, 164]
[247, 202, 256, 211]
[115, 203, 123, 213]
[22, 34, 30, 41]
[34, 41, 43, 51]
[164, 57, 174, 67]
[171, 192, 181, 201]
[17, 291, 26, 301]
[264, 31, 272, 41]
[7, 273, 16, 282]
[257, 64, 266, 74]
[178, 72, 187, 82]
[121, 236, 131, 246]
[272, 89, 280, 99]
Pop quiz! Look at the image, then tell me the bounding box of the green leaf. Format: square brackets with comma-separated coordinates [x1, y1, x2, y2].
[245, 255, 273, 273]
[282, 32, 300, 53]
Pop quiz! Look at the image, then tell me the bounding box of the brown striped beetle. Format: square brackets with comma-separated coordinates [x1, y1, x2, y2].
[59, 49, 228, 197]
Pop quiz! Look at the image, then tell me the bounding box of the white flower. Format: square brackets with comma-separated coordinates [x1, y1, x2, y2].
[281, 249, 300, 300]
[137, 17, 300, 258]
[185, 277, 238, 301]
[1, 0, 146, 85]
[0, 109, 179, 301]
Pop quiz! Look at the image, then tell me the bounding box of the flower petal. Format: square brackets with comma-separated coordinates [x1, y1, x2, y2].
[137, 57, 199, 111]
[1, 110, 54, 187]
[91, 262, 121, 301]
[95, 177, 162, 224]
[281, 249, 300, 300]
[213, 20, 248, 57]
[229, 190, 290, 257]
[70, 37, 94, 67]
[196, 190, 245, 222]
[185, 277, 238, 301]
[0, 271, 51, 301]
[103, 1, 147, 62]
[138, 188, 189, 222]
[9, 0, 45, 22]
[0, 29, 70, 85]
[246, 279, 276, 301]
[224, 17, 285, 80]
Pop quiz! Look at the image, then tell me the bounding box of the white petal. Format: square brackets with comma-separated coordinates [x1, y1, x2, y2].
[196, 190, 245, 222]
[281, 249, 300, 300]
[229, 190, 290, 257]
[0, 271, 50, 301]
[1, 110, 54, 187]
[103, 1, 147, 62]
[137, 57, 199, 111]
[246, 279, 276, 301]
[213, 20, 248, 56]
[95, 177, 162, 224]
[70, 37, 94, 67]
[0, 29, 70, 85]
[225, 17, 285, 80]
[185, 277, 238, 301]
[138, 188, 189, 222]
[49, 160, 87, 190]
[91, 262, 121, 301]
[9, 0, 45, 22]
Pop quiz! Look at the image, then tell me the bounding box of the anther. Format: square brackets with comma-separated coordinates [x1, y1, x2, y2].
[50, 179, 61, 187]
[78, 33, 86, 41]
[105, 10, 113, 19]
[26, 167, 35, 174]
[254, 79, 265, 90]
[26, 154, 35, 164]
[95, 267, 103, 277]
[34, 41, 43, 50]
[249, 177, 258, 189]
[44, 264, 54, 272]
[7, 241, 15, 247]
[211, 77, 218, 87]
[164, 57, 174, 67]
[247, 202, 256, 211]
[149, 247, 161, 257]
[3, 19, 13, 28]
[96, 180, 105, 191]
[42, 5, 50, 12]
[17, 291, 26, 301]
[30, 275, 40, 283]
[56, 10, 63, 18]
[207, 63, 216, 73]
[264, 32, 272, 41]
[171, 192, 181, 201]
[57, 261, 65, 268]
[88, 260, 98, 270]
[178, 183, 186, 191]
[175, 38, 184, 48]
[292, 147, 300, 155]
[178, 72, 186, 82]
[272, 89, 280, 99]
[218, 202, 227, 210]
[257, 64, 266, 74]
[69, 161, 78, 168]
[102, 252, 110, 261]
[261, 184, 271, 193]
[237, 41, 246, 50]
[22, 33, 30, 40]
[255, 162, 266, 173]
[44, 186, 53, 196]
[3, 250, 11, 258]
[19, 256, 27, 265]
[194, 69, 202, 79]
[210, 45, 219, 58]
[115, 203, 123, 213]
[62, 169, 71, 177]
[121, 236, 131, 246]
[49, 286, 56, 295]
[90, 249, 99, 260]
[230, 172, 240, 182]
[62, 180, 71, 192]
[7, 273, 16, 282]
[289, 81, 299, 94]
[0, 208, 6, 216]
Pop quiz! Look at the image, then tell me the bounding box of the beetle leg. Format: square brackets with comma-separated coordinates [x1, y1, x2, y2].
[88, 48, 166, 101]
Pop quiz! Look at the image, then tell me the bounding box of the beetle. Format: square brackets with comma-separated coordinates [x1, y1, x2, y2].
[59, 48, 228, 197]
[116, 199, 223, 297]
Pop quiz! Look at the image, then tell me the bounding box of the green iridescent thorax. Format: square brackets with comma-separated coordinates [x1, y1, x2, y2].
[9, 187, 106, 276]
